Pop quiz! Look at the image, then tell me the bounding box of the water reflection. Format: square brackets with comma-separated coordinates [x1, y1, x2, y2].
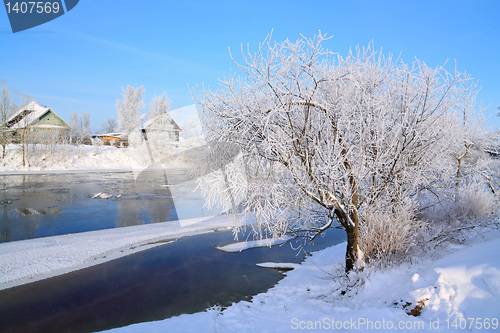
[0, 170, 217, 243]
[16, 208, 62, 215]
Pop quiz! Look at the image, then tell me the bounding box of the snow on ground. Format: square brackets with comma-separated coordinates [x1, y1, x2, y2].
[0, 144, 148, 173]
[100, 231, 500, 333]
[0, 215, 239, 290]
[0, 139, 203, 173]
[216, 236, 294, 252]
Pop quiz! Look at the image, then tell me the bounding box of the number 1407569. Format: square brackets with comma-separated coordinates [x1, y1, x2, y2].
[5, 2, 60, 14]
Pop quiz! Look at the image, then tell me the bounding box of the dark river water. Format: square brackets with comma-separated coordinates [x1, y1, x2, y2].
[0, 171, 345, 333]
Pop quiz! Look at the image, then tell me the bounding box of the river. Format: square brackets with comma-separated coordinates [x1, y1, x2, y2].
[0, 169, 219, 243]
[0, 170, 345, 332]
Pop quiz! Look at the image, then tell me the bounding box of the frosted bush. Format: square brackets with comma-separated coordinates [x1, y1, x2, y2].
[359, 203, 425, 267]
[418, 176, 500, 248]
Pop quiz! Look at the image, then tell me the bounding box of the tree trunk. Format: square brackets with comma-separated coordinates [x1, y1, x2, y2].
[345, 211, 359, 273]
[334, 205, 360, 273]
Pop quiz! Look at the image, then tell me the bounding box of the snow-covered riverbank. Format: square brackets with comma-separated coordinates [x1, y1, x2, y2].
[0, 138, 203, 174]
[0, 144, 146, 173]
[100, 230, 500, 333]
[0, 215, 238, 290]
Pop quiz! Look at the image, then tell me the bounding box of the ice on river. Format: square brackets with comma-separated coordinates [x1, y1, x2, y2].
[90, 192, 113, 199]
[216, 236, 294, 252]
[0, 214, 238, 290]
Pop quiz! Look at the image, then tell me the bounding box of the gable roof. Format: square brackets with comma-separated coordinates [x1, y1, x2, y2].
[5, 101, 70, 130]
[143, 112, 182, 132]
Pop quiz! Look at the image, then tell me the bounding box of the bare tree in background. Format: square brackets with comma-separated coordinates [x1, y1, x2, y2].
[100, 118, 118, 134]
[1, 82, 14, 159]
[195, 33, 482, 272]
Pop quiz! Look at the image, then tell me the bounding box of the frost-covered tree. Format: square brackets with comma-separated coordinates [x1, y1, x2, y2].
[100, 118, 118, 134]
[68, 112, 79, 142]
[69, 111, 91, 143]
[81, 112, 91, 138]
[194, 33, 481, 272]
[148, 92, 171, 120]
[116, 85, 144, 135]
[445, 73, 482, 192]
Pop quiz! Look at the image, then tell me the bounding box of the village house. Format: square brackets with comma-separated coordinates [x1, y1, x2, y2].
[4, 101, 70, 143]
[93, 112, 181, 147]
[142, 112, 182, 142]
[90, 133, 126, 147]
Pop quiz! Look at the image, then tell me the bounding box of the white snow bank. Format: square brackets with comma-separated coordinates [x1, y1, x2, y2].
[256, 262, 301, 270]
[0, 144, 149, 173]
[0, 140, 204, 174]
[0, 215, 237, 290]
[216, 236, 294, 252]
[410, 237, 500, 322]
[101, 232, 500, 333]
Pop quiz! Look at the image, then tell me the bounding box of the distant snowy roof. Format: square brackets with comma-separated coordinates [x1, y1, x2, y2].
[33, 124, 67, 129]
[143, 112, 181, 132]
[93, 133, 123, 139]
[5, 101, 69, 130]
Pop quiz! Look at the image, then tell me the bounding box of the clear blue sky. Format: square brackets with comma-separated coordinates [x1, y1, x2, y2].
[1, 0, 499, 132]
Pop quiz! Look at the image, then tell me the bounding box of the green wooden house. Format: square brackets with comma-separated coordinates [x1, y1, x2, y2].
[4, 101, 70, 143]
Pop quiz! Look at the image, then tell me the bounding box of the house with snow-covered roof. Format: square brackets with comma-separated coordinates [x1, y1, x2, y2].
[4, 101, 70, 143]
[92, 113, 181, 148]
[142, 112, 182, 142]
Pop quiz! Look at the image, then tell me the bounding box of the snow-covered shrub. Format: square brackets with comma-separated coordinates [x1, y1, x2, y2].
[418, 169, 500, 248]
[26, 141, 76, 167]
[26, 129, 74, 166]
[456, 182, 498, 220]
[127, 129, 153, 166]
[432, 191, 497, 242]
[359, 203, 425, 267]
[91, 137, 104, 155]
